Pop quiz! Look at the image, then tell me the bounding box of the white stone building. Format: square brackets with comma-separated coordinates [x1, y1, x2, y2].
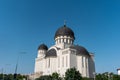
[117, 68, 120, 75]
[34, 25, 95, 79]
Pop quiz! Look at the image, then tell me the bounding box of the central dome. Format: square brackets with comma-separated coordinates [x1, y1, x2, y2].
[54, 25, 75, 39]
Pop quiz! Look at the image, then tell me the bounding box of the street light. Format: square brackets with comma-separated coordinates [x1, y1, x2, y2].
[14, 52, 26, 80]
[93, 72, 96, 80]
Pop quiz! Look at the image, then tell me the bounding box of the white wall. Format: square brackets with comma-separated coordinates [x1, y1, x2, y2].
[77, 55, 89, 77]
[77, 56, 82, 74]
[59, 49, 70, 77]
[70, 50, 77, 68]
[88, 55, 95, 78]
[34, 58, 43, 73]
[118, 70, 120, 75]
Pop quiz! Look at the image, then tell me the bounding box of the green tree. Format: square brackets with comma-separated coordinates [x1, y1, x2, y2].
[82, 77, 91, 80]
[0, 73, 27, 80]
[113, 74, 120, 80]
[96, 72, 120, 80]
[96, 73, 103, 80]
[35, 75, 52, 80]
[0, 74, 3, 80]
[51, 72, 62, 80]
[4, 74, 13, 80]
[64, 67, 82, 80]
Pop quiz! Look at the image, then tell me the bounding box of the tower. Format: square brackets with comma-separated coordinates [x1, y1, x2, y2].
[34, 44, 48, 74]
[37, 44, 48, 58]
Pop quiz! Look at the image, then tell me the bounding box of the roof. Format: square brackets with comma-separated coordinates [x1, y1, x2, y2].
[46, 49, 57, 57]
[69, 45, 90, 56]
[54, 25, 75, 39]
[38, 44, 48, 50]
[117, 68, 120, 71]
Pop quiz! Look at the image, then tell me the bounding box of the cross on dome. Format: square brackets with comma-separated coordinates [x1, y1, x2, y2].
[64, 20, 66, 26]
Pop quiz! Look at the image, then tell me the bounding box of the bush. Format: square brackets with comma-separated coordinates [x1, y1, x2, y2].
[64, 68, 82, 80]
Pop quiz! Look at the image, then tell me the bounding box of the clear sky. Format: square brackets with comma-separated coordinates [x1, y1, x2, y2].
[0, 0, 120, 74]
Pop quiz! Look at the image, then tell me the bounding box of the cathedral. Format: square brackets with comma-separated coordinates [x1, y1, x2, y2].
[34, 24, 95, 78]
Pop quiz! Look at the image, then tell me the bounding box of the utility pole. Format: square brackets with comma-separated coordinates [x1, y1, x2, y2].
[14, 52, 27, 80]
[2, 68, 4, 80]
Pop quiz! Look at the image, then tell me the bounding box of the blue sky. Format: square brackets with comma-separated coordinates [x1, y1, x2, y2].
[0, 0, 120, 74]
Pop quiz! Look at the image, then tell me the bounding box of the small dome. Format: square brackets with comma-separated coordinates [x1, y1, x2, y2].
[54, 25, 75, 39]
[70, 45, 89, 56]
[38, 44, 48, 50]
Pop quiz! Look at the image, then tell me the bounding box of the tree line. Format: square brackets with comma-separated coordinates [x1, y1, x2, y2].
[0, 68, 120, 80]
[0, 73, 27, 80]
[35, 68, 120, 80]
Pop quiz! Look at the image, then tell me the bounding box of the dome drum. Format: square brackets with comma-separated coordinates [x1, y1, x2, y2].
[55, 36, 74, 44]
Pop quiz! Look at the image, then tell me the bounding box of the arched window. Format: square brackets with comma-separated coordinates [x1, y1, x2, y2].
[58, 57, 60, 68]
[59, 39, 61, 43]
[68, 39, 70, 44]
[66, 55, 68, 67]
[62, 57, 64, 67]
[48, 58, 50, 68]
[82, 57, 84, 68]
[64, 39, 66, 43]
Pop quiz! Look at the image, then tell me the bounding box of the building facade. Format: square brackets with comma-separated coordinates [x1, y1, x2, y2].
[117, 68, 120, 75]
[34, 25, 95, 78]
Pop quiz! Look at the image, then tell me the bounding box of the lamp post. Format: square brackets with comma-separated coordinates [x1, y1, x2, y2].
[108, 73, 110, 80]
[14, 52, 26, 80]
[2, 68, 4, 80]
[93, 72, 96, 80]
